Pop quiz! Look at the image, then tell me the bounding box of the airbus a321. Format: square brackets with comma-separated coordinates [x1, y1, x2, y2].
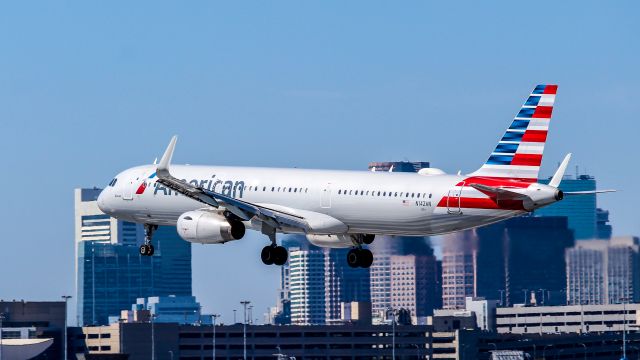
[97, 84, 612, 268]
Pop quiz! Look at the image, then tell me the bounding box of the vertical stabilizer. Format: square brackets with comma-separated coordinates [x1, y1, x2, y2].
[470, 84, 557, 181]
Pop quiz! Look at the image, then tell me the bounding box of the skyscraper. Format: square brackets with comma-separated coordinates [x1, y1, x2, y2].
[441, 231, 477, 310]
[536, 174, 598, 240]
[566, 237, 640, 305]
[75, 188, 192, 326]
[389, 254, 441, 320]
[282, 236, 370, 325]
[370, 237, 440, 319]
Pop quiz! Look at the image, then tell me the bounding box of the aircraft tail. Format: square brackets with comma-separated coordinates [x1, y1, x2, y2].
[470, 84, 557, 181]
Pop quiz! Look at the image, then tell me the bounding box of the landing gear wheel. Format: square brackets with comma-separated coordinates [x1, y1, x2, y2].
[347, 249, 360, 268]
[147, 244, 155, 256]
[358, 249, 373, 268]
[261, 246, 275, 265]
[273, 246, 288, 266]
[362, 234, 375, 245]
[140, 244, 148, 256]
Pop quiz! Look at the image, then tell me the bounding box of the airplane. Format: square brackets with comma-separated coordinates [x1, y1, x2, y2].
[97, 84, 613, 268]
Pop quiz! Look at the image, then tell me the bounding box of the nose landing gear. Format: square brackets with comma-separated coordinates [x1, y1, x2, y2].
[139, 224, 158, 257]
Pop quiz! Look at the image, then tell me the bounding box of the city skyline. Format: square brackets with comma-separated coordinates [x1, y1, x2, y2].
[1, 1, 638, 326]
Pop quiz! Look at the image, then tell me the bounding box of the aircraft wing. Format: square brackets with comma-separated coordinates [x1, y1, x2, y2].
[155, 136, 311, 232]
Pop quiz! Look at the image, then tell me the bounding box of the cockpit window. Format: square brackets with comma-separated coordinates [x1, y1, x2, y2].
[108, 178, 118, 187]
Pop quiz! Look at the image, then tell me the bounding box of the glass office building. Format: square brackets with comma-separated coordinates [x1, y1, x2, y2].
[75, 188, 192, 326]
[536, 175, 597, 240]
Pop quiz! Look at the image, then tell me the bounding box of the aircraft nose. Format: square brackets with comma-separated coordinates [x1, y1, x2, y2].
[97, 188, 111, 214]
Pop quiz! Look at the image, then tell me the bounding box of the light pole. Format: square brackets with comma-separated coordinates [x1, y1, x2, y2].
[623, 299, 628, 360]
[151, 314, 157, 360]
[61, 295, 72, 360]
[241, 301, 250, 360]
[387, 307, 397, 360]
[211, 314, 220, 360]
[0, 312, 5, 360]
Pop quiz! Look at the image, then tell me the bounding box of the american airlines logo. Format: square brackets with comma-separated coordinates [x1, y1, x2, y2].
[141, 174, 246, 198]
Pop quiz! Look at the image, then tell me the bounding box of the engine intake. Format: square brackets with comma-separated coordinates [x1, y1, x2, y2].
[177, 210, 245, 244]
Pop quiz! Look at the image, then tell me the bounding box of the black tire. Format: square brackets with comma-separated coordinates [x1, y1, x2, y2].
[358, 249, 373, 268]
[261, 246, 275, 265]
[362, 234, 375, 245]
[347, 249, 360, 268]
[139, 245, 148, 256]
[147, 244, 155, 256]
[273, 246, 288, 266]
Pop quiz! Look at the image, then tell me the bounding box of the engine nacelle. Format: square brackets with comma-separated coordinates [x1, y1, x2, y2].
[306, 234, 353, 248]
[177, 210, 245, 244]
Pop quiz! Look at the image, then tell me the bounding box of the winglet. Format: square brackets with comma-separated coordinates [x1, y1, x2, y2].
[549, 153, 572, 188]
[157, 136, 177, 178]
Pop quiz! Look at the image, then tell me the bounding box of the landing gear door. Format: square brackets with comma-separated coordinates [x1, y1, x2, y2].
[447, 182, 464, 214]
[321, 183, 332, 208]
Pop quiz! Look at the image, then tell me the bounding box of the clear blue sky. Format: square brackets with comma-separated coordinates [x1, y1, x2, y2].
[1, 1, 638, 324]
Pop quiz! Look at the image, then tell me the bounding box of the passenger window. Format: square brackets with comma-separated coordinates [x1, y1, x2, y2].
[377, 191, 381, 196]
[383, 192, 386, 196]
[278, 187, 281, 192]
[417, 193, 421, 198]
[411, 193, 415, 198]
[338, 190, 342, 194]
[271, 187, 275, 192]
[294, 188, 297, 193]
[394, 192, 398, 197]
[366, 191, 370, 195]
[429, 193, 432, 198]
[305, 188, 308, 193]
[349, 190, 352, 195]
[288, 188, 292, 192]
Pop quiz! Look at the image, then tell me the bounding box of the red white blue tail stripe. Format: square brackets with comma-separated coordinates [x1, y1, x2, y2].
[470, 84, 557, 181]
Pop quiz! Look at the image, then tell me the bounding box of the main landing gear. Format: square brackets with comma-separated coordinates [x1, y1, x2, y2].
[347, 234, 375, 268]
[260, 224, 288, 266]
[261, 245, 288, 266]
[139, 224, 158, 257]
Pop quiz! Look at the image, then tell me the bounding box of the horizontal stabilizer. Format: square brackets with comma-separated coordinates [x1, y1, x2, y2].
[468, 183, 527, 200]
[564, 190, 617, 196]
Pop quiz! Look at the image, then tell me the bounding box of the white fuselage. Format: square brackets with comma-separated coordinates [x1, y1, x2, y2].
[98, 164, 526, 236]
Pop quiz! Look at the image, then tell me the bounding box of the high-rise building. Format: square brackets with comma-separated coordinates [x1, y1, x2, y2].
[536, 174, 598, 240]
[441, 231, 477, 310]
[596, 208, 613, 239]
[281, 236, 370, 325]
[288, 246, 327, 325]
[441, 216, 574, 308]
[370, 237, 439, 319]
[75, 188, 192, 326]
[389, 254, 441, 320]
[566, 236, 640, 305]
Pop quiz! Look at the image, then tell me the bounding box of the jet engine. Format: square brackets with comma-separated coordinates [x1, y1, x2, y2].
[177, 210, 245, 244]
